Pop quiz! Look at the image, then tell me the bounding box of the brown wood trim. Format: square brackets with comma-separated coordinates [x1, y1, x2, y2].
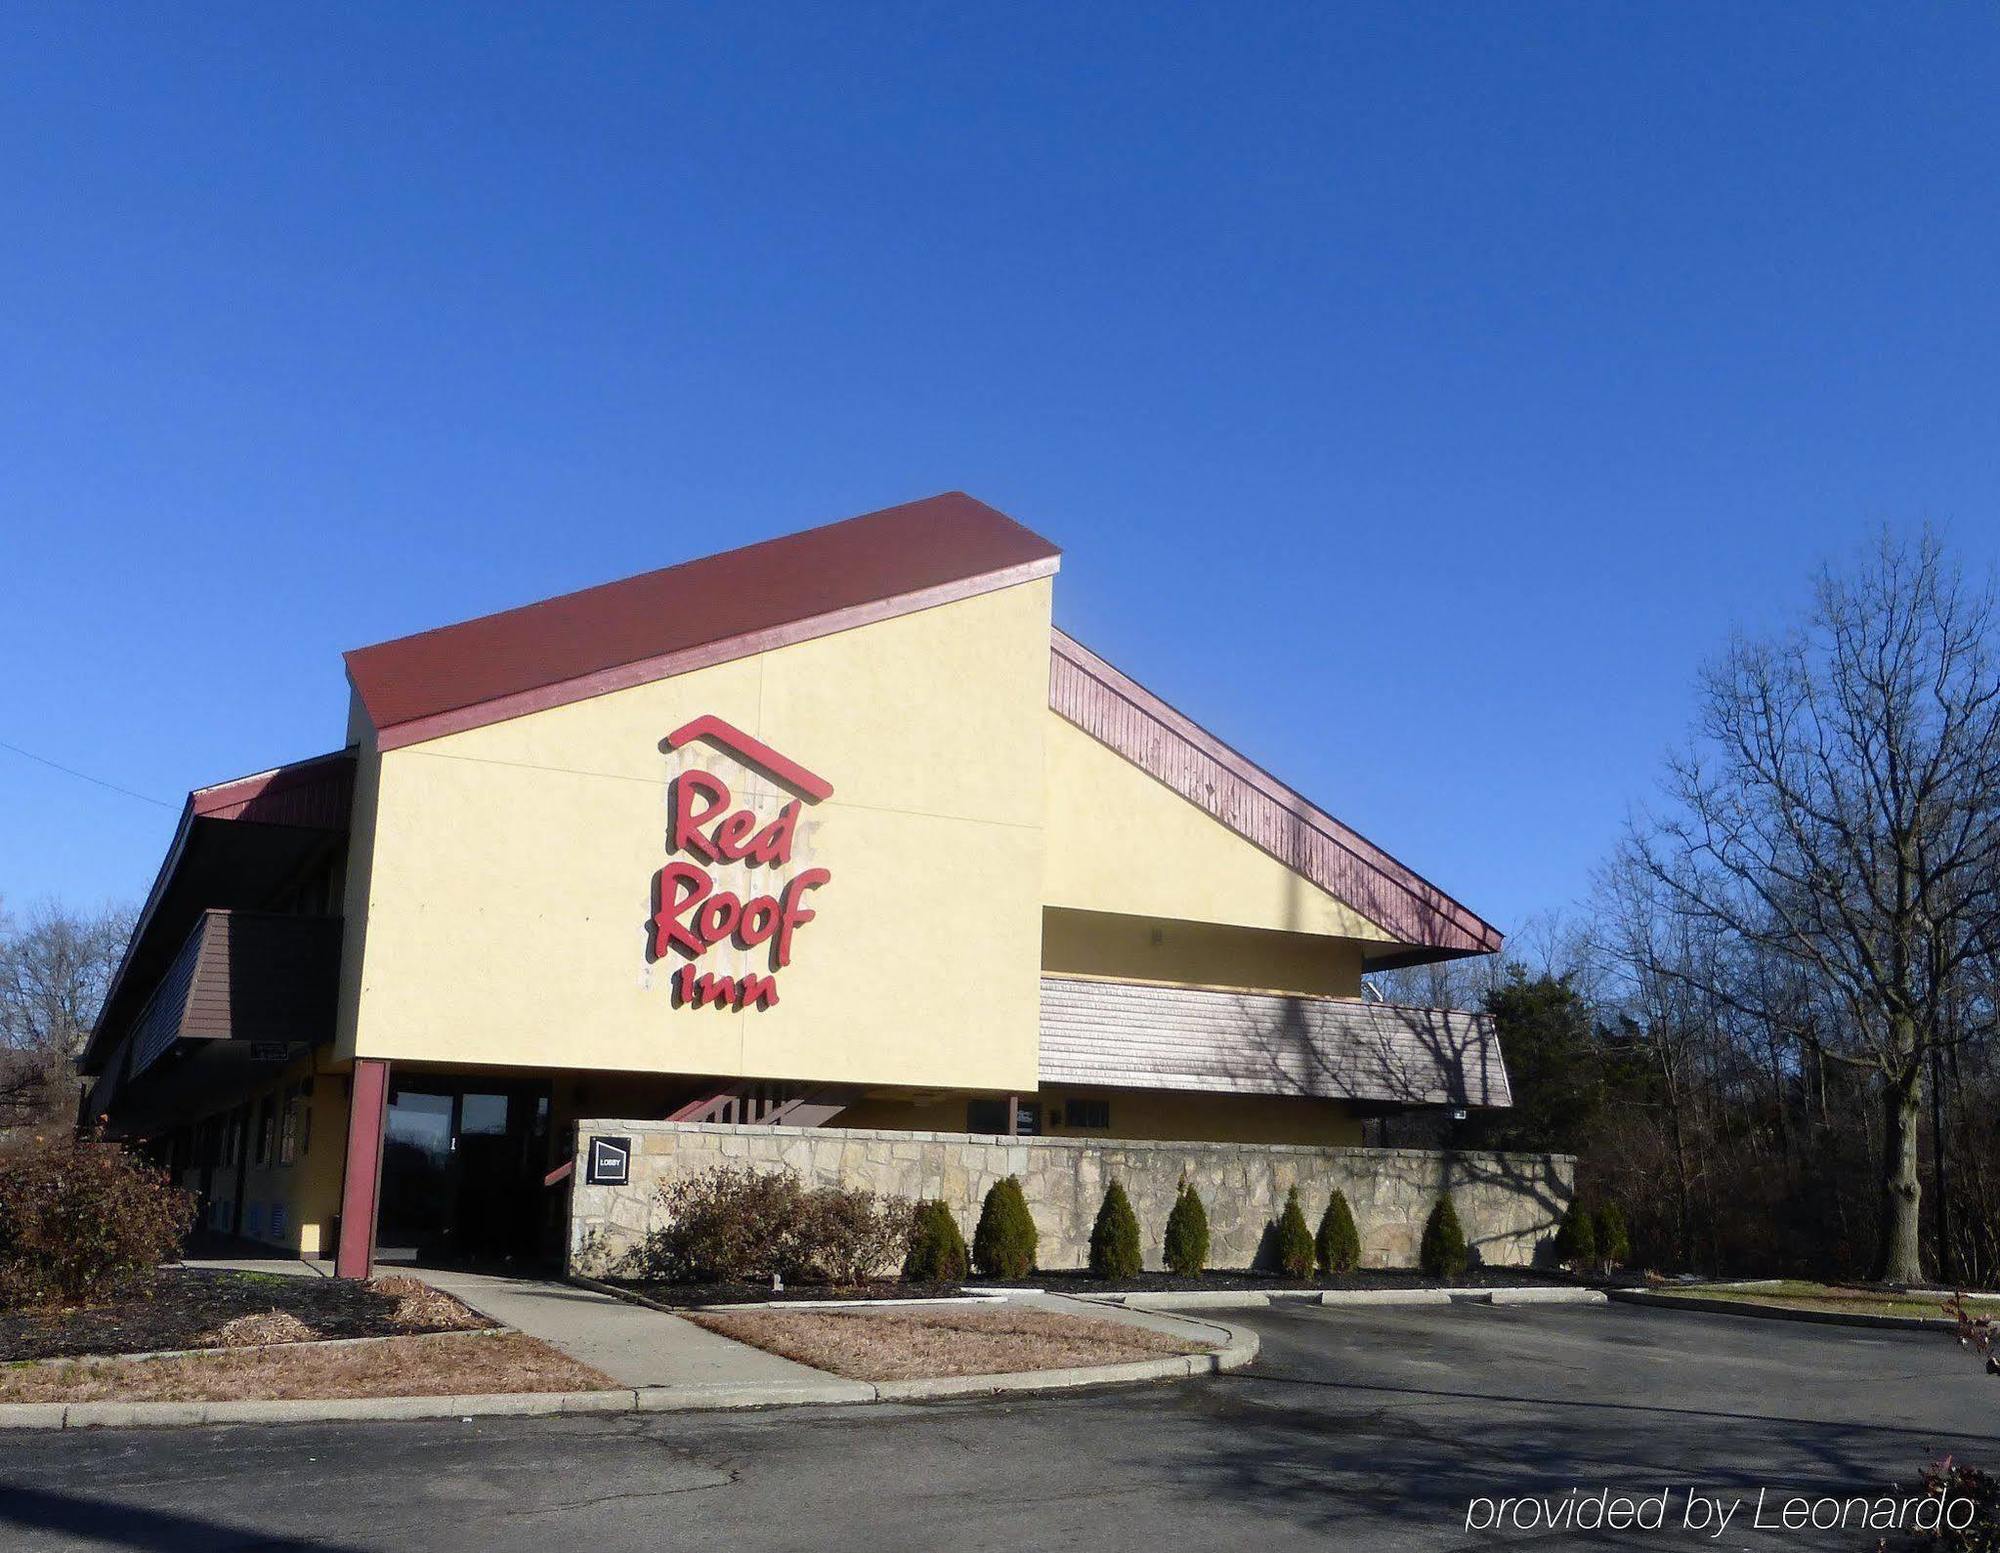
[1049, 629, 1502, 957]
[371, 555, 1060, 752]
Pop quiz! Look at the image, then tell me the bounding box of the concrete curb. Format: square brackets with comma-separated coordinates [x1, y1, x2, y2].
[5, 1314, 1258, 1431]
[1078, 1285, 1604, 1312]
[1609, 1288, 1954, 1331]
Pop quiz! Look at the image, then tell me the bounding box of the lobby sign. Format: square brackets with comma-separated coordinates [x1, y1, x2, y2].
[586, 1136, 632, 1186]
[647, 715, 832, 1011]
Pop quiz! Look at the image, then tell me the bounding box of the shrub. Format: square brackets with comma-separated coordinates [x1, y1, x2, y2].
[0, 1135, 196, 1309]
[1552, 1200, 1597, 1270]
[972, 1176, 1038, 1279]
[800, 1184, 913, 1284]
[903, 1200, 969, 1283]
[1275, 1186, 1315, 1279]
[1163, 1182, 1210, 1277]
[1089, 1180, 1143, 1278]
[1315, 1188, 1361, 1275]
[1594, 1202, 1630, 1270]
[631, 1164, 805, 1283]
[1915, 1456, 2000, 1553]
[1420, 1194, 1469, 1279]
[625, 1165, 912, 1285]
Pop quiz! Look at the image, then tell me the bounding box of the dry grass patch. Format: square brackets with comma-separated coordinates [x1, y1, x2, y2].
[0, 1332, 611, 1404]
[1657, 1282, 2000, 1319]
[690, 1305, 1208, 1381]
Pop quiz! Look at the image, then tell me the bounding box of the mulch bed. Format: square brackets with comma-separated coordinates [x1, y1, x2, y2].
[610, 1265, 1592, 1306]
[605, 1276, 970, 1308]
[0, 1269, 493, 1362]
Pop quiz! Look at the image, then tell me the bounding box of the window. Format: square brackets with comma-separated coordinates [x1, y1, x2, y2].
[278, 1089, 300, 1166]
[253, 1097, 275, 1168]
[966, 1099, 1039, 1136]
[459, 1094, 510, 1135]
[1064, 1097, 1111, 1130]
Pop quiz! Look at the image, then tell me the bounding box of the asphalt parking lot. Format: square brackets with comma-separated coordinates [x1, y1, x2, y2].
[1, 1300, 1991, 1552]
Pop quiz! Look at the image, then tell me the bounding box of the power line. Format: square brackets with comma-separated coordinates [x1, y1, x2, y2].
[0, 739, 176, 809]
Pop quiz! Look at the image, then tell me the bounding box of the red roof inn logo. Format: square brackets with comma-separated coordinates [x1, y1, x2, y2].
[647, 716, 832, 1011]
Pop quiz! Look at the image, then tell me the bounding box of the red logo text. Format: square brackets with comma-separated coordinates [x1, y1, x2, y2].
[647, 718, 831, 1011]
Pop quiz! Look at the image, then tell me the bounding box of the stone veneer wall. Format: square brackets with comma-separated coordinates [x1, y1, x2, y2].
[567, 1120, 1573, 1276]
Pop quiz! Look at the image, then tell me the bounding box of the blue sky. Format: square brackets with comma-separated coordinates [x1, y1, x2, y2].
[3, 4, 1996, 942]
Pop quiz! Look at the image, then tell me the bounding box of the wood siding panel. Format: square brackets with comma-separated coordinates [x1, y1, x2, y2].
[1038, 975, 1510, 1108]
[131, 911, 341, 1076]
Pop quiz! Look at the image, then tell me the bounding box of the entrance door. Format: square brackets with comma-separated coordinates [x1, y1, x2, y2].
[378, 1089, 454, 1257]
[376, 1081, 552, 1265]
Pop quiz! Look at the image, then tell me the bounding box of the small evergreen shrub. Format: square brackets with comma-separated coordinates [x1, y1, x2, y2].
[0, 1135, 196, 1308]
[1275, 1186, 1315, 1280]
[903, 1199, 969, 1283]
[1315, 1188, 1360, 1275]
[1419, 1194, 1469, 1279]
[972, 1176, 1038, 1279]
[1089, 1180, 1143, 1278]
[1552, 1200, 1597, 1270]
[1594, 1202, 1630, 1270]
[1163, 1182, 1210, 1277]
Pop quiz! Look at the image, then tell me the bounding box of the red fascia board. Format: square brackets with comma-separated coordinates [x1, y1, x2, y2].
[1049, 629, 1504, 957]
[346, 492, 1062, 748]
[662, 716, 833, 802]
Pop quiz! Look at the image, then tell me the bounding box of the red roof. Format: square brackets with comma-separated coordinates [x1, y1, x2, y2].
[189, 748, 356, 825]
[345, 492, 1062, 750]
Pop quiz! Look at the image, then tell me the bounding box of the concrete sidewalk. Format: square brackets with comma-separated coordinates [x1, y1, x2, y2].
[414, 1268, 837, 1389]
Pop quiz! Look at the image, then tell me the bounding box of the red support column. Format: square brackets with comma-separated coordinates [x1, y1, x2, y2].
[335, 1058, 390, 1281]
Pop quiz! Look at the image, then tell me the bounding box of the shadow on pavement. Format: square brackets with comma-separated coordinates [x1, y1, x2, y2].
[0, 1484, 361, 1552]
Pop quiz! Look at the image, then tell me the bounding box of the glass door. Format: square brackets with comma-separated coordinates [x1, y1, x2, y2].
[377, 1088, 454, 1256]
[375, 1081, 552, 1265]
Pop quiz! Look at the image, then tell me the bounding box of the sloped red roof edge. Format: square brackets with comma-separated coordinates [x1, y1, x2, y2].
[345, 492, 1062, 753]
[1048, 629, 1504, 960]
[190, 747, 356, 821]
[362, 553, 1058, 753]
[85, 747, 357, 1071]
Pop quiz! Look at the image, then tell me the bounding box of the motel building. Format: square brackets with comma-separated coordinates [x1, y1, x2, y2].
[81, 493, 1540, 1280]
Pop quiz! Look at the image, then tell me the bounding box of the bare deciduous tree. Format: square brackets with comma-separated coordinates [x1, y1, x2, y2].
[1622, 532, 2000, 1283]
[0, 898, 135, 1128]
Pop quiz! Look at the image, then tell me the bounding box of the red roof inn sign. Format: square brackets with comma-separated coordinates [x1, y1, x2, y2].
[648, 716, 832, 1011]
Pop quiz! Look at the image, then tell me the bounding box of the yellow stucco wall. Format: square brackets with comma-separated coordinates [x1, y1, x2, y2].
[838, 1086, 1363, 1146]
[221, 1055, 348, 1257]
[1041, 907, 1365, 997]
[1042, 712, 1397, 947]
[335, 579, 1052, 1092]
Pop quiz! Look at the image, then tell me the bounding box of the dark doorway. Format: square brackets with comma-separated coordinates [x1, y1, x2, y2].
[377, 1079, 551, 1266]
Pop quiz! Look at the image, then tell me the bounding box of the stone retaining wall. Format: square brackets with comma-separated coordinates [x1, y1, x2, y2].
[567, 1120, 1573, 1276]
